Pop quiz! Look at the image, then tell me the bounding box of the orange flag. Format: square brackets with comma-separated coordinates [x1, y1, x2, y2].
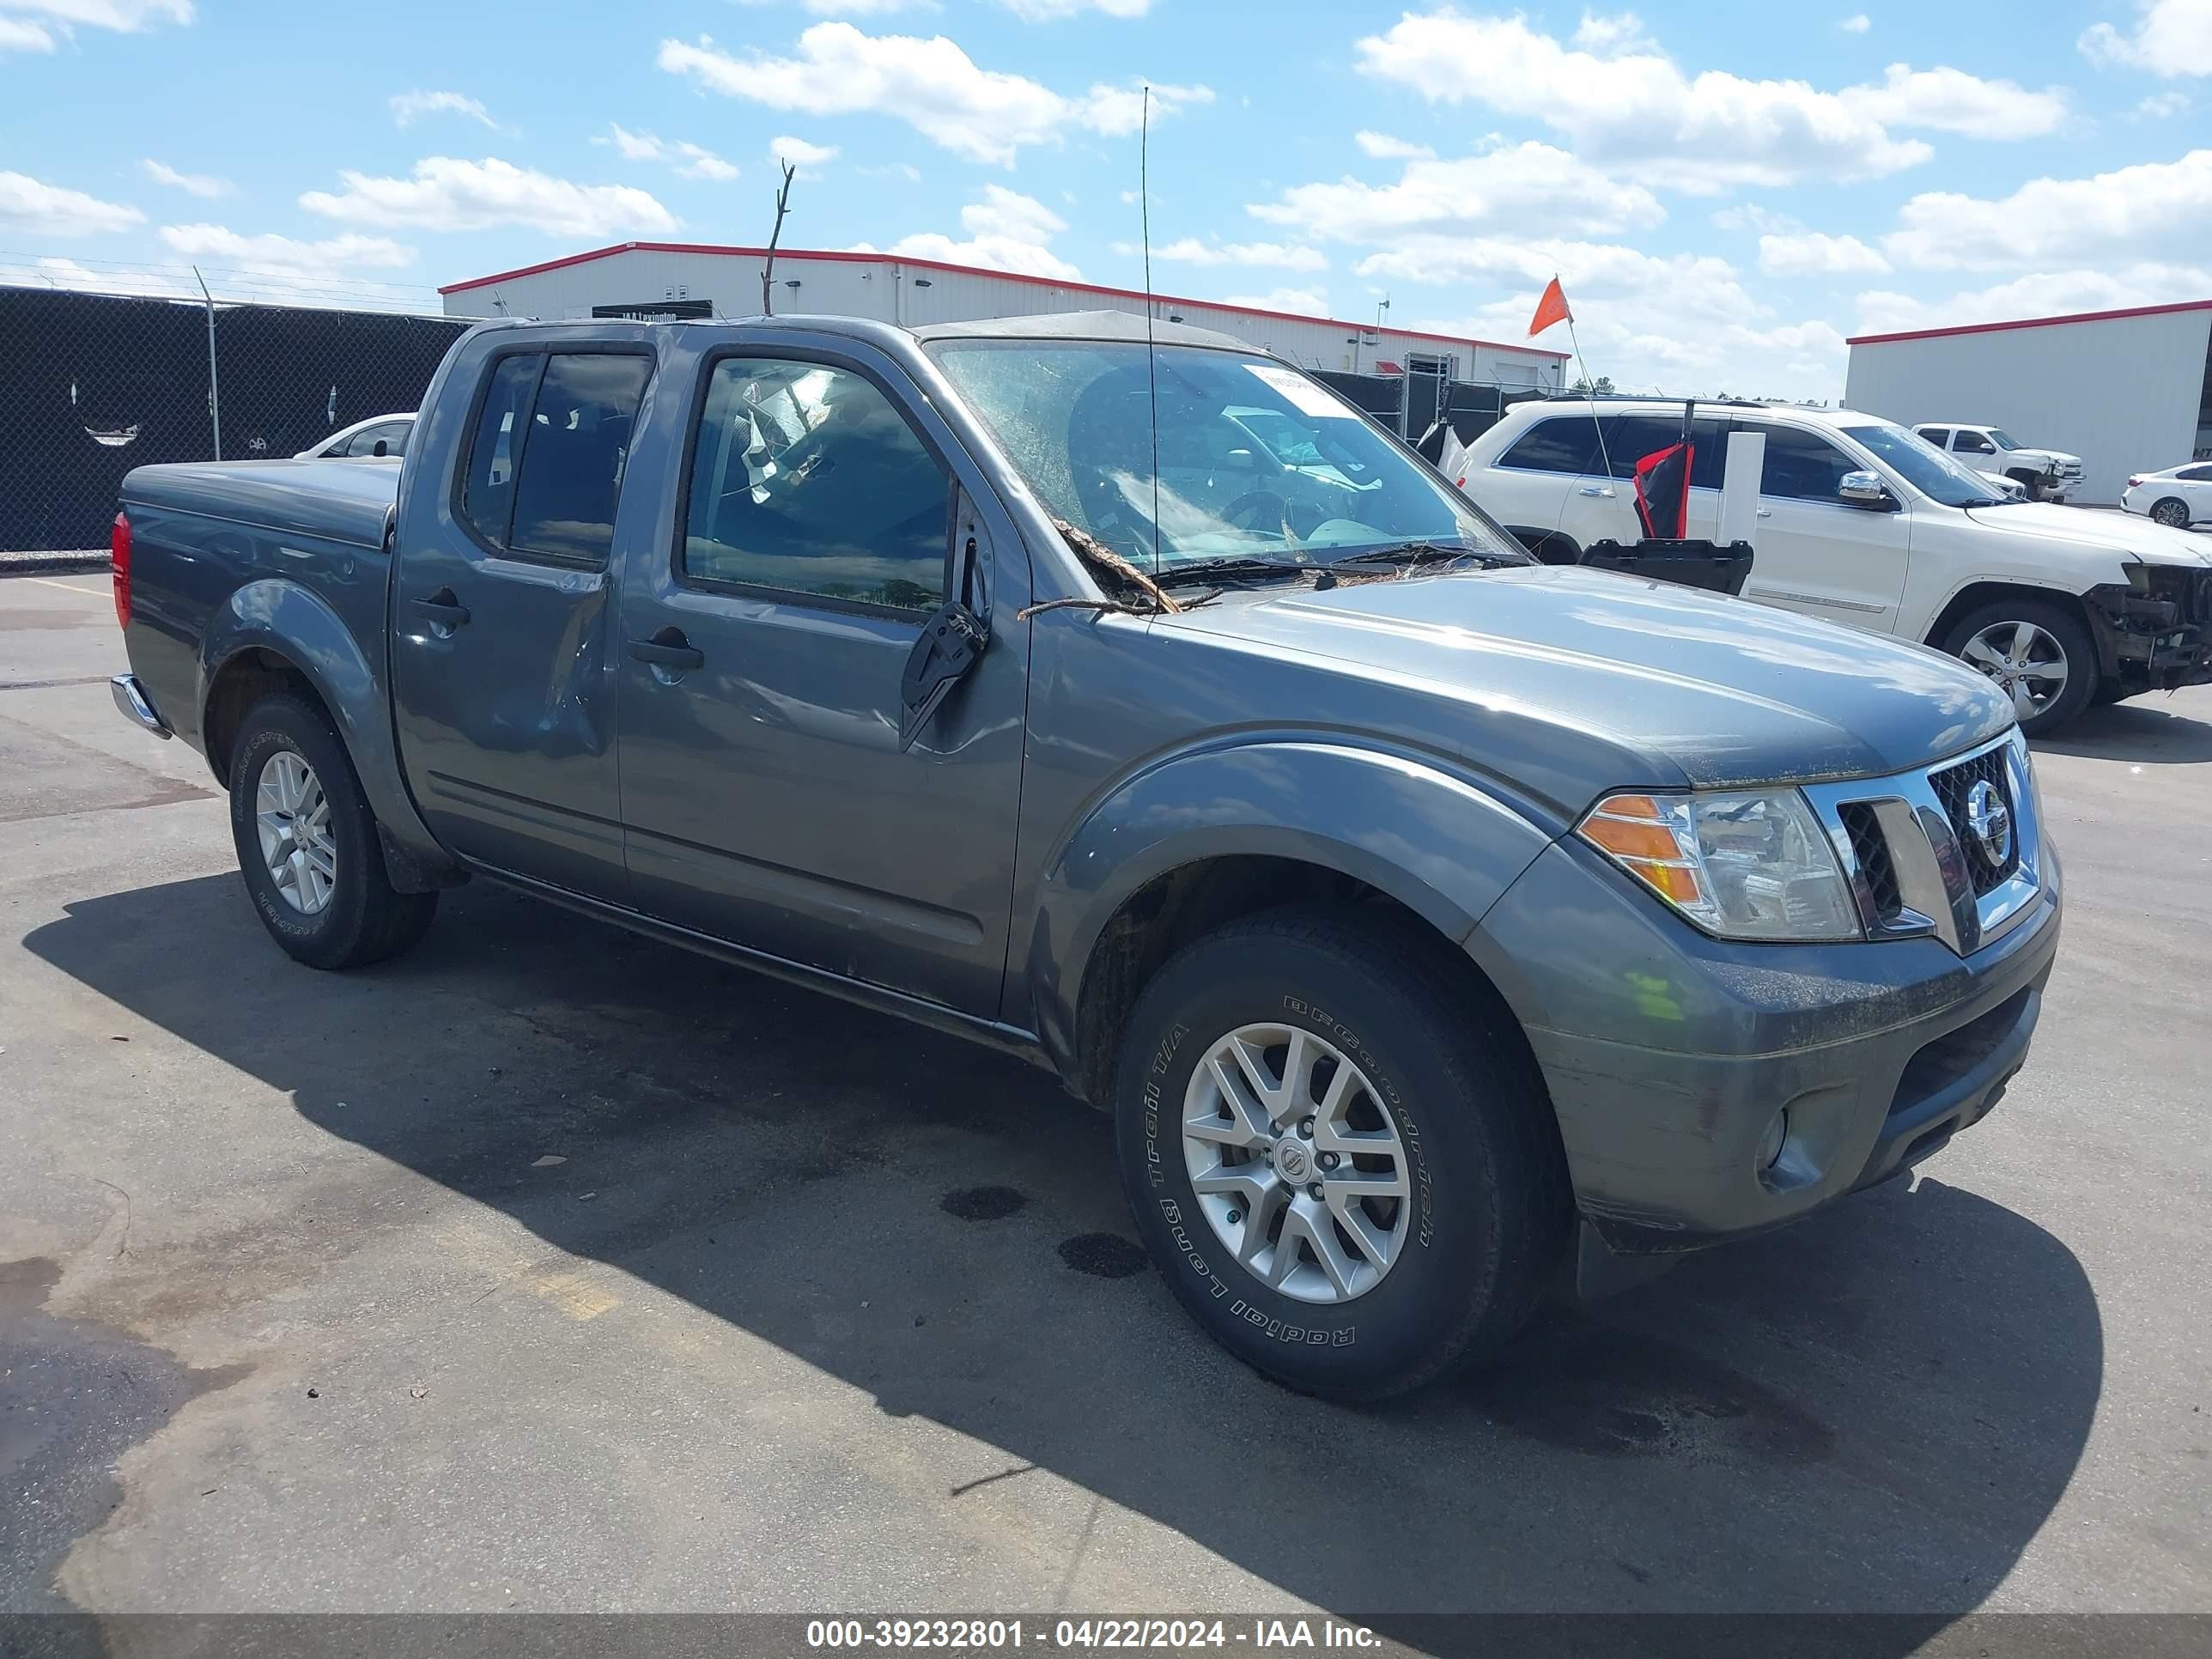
[1528, 276, 1571, 337]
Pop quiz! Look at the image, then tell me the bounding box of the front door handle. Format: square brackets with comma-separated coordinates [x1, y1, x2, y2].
[1756, 507, 1773, 519]
[410, 589, 470, 628]
[629, 628, 704, 672]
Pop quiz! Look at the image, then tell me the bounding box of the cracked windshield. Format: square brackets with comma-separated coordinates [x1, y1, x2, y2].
[931, 340, 1526, 578]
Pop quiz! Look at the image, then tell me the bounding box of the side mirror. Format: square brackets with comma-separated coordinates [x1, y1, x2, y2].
[899, 490, 993, 752]
[1838, 470, 1894, 510]
[371, 439, 389, 458]
[1225, 447, 1257, 467]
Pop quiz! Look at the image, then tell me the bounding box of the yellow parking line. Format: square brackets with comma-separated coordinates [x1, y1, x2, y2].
[18, 575, 111, 599]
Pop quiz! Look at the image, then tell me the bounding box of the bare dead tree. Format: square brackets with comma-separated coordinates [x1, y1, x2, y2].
[761, 160, 797, 316]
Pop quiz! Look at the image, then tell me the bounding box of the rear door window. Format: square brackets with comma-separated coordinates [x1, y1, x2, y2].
[458, 351, 653, 564]
[1915, 426, 1951, 448]
[1498, 415, 1600, 474]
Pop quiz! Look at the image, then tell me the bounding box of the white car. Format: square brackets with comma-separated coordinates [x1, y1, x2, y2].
[2121, 463, 2212, 530]
[1912, 424, 2083, 502]
[1457, 398, 2212, 734]
[295, 412, 414, 461]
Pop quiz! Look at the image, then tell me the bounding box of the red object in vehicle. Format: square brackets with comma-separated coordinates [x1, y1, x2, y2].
[111, 509, 131, 629]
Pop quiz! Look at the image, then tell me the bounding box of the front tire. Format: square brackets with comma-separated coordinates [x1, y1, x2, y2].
[228, 693, 437, 969]
[1943, 599, 2097, 737]
[1113, 907, 1570, 1402]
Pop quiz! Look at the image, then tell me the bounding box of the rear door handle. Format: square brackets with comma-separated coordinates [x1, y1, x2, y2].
[1578, 485, 1615, 497]
[410, 589, 470, 628]
[629, 629, 704, 672]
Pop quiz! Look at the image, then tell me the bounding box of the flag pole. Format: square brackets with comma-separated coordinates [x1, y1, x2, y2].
[1562, 305, 1614, 489]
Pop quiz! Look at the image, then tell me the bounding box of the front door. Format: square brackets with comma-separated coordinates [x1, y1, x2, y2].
[1736, 422, 1911, 633]
[391, 344, 655, 899]
[614, 343, 1028, 1018]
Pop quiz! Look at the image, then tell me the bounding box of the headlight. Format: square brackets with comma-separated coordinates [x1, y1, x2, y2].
[1577, 789, 1862, 942]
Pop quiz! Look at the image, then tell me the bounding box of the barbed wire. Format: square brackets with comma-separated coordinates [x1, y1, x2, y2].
[0, 250, 452, 316]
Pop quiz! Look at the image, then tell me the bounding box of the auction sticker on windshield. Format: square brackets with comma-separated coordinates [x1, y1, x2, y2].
[1245, 363, 1353, 418]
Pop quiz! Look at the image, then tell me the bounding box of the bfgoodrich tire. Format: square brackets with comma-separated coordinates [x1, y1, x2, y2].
[1114, 907, 1570, 1402]
[1943, 599, 2098, 738]
[228, 693, 437, 969]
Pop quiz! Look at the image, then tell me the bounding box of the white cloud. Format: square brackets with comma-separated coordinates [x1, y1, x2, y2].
[2081, 1, 2212, 76]
[0, 169, 144, 235]
[886, 184, 1079, 277]
[657, 24, 1210, 167]
[1840, 12, 1870, 31]
[1137, 238, 1326, 271]
[1249, 142, 1665, 243]
[769, 135, 841, 169]
[2137, 89, 2191, 117]
[1854, 263, 2212, 336]
[158, 222, 416, 273]
[1355, 12, 2060, 191]
[800, 0, 937, 11]
[1711, 202, 1795, 233]
[1220, 287, 1330, 317]
[1758, 230, 1893, 275]
[0, 1, 190, 53]
[598, 124, 738, 180]
[1353, 131, 1435, 161]
[142, 158, 230, 198]
[860, 161, 923, 181]
[999, 0, 1150, 17]
[389, 89, 496, 129]
[1885, 148, 2212, 269]
[301, 156, 678, 236]
[1839, 64, 2067, 140]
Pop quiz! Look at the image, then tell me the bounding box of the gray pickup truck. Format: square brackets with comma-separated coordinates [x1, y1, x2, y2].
[107, 311, 2061, 1400]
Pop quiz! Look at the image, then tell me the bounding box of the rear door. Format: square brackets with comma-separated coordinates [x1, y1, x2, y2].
[1582, 410, 1729, 540]
[1736, 422, 1911, 632]
[1482, 411, 1600, 555]
[391, 342, 655, 900]
[612, 339, 1029, 1018]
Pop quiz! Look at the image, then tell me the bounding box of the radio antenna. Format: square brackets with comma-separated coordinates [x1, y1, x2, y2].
[1140, 84, 1161, 574]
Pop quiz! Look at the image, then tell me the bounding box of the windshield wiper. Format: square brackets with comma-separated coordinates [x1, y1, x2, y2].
[1153, 556, 1311, 588]
[1328, 540, 1524, 571]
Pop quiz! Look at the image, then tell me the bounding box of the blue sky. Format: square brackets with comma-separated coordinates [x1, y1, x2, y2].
[3, 0, 2209, 398]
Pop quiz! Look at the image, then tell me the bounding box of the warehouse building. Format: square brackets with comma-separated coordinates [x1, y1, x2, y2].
[1844, 297, 2212, 504]
[440, 241, 1567, 391]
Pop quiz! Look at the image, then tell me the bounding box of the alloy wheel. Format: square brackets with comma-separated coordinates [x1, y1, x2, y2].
[254, 750, 337, 915]
[1961, 621, 2069, 725]
[1181, 1023, 1413, 1304]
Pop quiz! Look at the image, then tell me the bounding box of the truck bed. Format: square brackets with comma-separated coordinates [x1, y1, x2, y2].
[122, 458, 399, 551]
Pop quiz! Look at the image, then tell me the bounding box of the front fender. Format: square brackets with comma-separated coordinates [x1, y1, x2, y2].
[1024, 738, 1557, 1075]
[200, 578, 442, 863]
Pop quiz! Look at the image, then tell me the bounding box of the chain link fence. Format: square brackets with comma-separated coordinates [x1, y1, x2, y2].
[1, 286, 468, 552]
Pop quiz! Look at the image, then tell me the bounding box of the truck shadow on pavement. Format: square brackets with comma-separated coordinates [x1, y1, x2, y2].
[26, 873, 2104, 1637]
[2033, 699, 2212, 764]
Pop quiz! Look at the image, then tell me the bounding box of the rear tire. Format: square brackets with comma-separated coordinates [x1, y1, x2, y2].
[1113, 906, 1570, 1402]
[2150, 497, 2191, 529]
[1942, 599, 2098, 738]
[228, 693, 437, 969]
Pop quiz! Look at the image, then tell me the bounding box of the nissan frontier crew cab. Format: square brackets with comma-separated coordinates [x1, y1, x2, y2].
[108, 313, 2061, 1401]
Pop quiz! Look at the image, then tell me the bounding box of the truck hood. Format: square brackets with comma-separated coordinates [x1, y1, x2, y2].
[1160, 564, 2012, 805]
[1960, 501, 2212, 566]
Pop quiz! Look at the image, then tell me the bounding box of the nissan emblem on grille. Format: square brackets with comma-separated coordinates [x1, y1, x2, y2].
[1965, 779, 2013, 870]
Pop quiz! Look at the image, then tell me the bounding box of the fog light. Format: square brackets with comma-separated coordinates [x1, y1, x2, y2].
[1758, 1108, 1790, 1171]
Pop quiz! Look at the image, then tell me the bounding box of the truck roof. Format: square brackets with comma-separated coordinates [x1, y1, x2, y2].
[471, 307, 1258, 355]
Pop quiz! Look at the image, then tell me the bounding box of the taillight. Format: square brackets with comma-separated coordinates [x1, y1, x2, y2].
[2127, 476, 2143, 489]
[111, 509, 131, 630]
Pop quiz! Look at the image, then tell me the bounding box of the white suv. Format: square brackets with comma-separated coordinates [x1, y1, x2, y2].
[1458, 398, 2212, 734]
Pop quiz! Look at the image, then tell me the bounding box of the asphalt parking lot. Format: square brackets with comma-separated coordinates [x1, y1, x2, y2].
[3, 569, 2209, 1638]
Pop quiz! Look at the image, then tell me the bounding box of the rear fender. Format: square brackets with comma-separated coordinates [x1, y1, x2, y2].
[1024, 739, 1557, 1073]
[199, 578, 446, 866]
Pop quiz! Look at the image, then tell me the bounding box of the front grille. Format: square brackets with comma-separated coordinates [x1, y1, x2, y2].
[1838, 802, 1901, 922]
[1929, 749, 2019, 896]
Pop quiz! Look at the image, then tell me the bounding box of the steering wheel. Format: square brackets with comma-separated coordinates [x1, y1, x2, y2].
[1223, 489, 1297, 545]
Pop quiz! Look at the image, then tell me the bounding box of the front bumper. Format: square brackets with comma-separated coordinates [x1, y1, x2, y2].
[2086, 573, 2212, 690]
[1479, 817, 2060, 1259]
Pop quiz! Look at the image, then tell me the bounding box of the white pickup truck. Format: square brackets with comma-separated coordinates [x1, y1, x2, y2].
[1911, 423, 2083, 503]
[1458, 398, 2212, 734]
